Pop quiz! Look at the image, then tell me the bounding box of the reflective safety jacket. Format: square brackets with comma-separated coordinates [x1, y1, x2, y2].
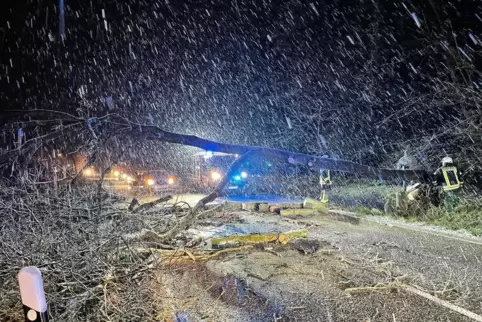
[320, 169, 332, 185]
[438, 166, 461, 191]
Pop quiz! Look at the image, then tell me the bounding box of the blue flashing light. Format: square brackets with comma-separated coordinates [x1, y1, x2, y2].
[234, 175, 242, 181]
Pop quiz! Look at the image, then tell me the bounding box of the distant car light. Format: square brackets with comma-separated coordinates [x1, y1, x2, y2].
[234, 175, 241, 181]
[211, 171, 222, 181]
[146, 178, 155, 186]
[240, 171, 248, 179]
[113, 171, 120, 177]
[83, 168, 93, 177]
[167, 177, 175, 185]
[127, 176, 133, 183]
[121, 173, 127, 179]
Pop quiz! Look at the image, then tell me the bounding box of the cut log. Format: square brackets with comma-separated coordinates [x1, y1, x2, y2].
[210, 233, 278, 249]
[242, 202, 259, 211]
[278, 229, 309, 244]
[278, 202, 304, 209]
[258, 203, 271, 213]
[303, 198, 328, 212]
[224, 202, 243, 211]
[269, 206, 281, 213]
[280, 209, 319, 217]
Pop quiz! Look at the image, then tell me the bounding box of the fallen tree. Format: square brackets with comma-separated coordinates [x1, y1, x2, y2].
[0, 111, 437, 241]
[0, 111, 432, 183]
[118, 118, 431, 182]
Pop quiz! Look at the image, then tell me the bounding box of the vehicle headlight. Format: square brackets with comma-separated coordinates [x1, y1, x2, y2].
[241, 171, 248, 179]
[83, 168, 93, 176]
[167, 177, 175, 185]
[146, 179, 155, 186]
[211, 171, 222, 181]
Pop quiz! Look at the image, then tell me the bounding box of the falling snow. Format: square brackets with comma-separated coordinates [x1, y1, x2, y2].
[411, 12, 421, 28]
[0, 0, 480, 174]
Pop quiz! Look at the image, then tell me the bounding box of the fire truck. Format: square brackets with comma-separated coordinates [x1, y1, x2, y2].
[193, 150, 316, 195]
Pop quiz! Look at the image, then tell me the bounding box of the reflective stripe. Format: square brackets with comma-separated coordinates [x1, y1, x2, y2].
[320, 170, 332, 184]
[442, 167, 460, 191]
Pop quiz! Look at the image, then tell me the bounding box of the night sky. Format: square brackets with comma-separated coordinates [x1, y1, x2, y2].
[1, 0, 482, 168]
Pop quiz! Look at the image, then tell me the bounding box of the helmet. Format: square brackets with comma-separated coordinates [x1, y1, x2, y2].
[441, 156, 453, 166]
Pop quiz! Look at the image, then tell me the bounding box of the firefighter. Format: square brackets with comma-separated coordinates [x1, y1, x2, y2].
[434, 156, 462, 211]
[319, 169, 332, 202]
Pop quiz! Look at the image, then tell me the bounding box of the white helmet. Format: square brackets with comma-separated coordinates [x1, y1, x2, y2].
[441, 156, 453, 166]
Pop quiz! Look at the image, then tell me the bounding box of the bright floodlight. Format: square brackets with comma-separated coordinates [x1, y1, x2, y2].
[241, 171, 248, 178]
[211, 171, 222, 181]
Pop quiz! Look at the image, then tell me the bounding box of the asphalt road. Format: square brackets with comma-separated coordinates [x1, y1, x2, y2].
[208, 210, 482, 321]
[118, 189, 482, 320]
[307, 212, 482, 316]
[164, 193, 482, 321]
